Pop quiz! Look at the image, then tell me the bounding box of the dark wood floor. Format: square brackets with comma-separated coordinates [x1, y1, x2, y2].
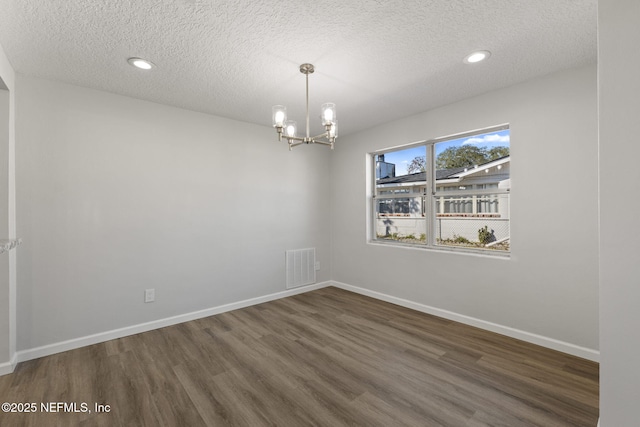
[0, 287, 599, 426]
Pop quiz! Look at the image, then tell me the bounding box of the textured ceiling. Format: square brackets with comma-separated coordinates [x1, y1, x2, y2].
[0, 0, 597, 137]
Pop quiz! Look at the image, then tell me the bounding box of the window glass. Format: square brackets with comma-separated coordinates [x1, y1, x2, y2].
[372, 126, 510, 254]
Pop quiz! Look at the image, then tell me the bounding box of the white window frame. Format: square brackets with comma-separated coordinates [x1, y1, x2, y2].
[369, 124, 510, 256]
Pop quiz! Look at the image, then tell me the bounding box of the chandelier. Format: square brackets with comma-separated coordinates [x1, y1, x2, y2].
[272, 63, 338, 150]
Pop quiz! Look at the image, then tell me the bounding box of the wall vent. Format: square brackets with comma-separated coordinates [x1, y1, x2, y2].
[285, 248, 316, 289]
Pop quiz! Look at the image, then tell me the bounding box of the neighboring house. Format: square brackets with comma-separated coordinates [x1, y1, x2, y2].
[376, 156, 510, 243]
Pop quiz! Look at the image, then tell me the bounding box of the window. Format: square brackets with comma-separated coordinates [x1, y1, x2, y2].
[371, 125, 510, 254]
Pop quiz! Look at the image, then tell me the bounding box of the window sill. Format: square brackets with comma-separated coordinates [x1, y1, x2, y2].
[368, 239, 511, 259]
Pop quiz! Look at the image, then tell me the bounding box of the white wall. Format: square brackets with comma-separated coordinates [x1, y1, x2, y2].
[0, 89, 8, 364]
[331, 65, 599, 356]
[598, 1, 640, 425]
[0, 40, 16, 374]
[15, 75, 332, 352]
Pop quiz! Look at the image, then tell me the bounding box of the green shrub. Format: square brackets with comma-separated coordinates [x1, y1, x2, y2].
[478, 226, 493, 244]
[453, 234, 470, 244]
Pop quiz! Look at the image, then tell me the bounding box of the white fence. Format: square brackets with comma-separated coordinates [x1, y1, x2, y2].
[376, 216, 509, 243]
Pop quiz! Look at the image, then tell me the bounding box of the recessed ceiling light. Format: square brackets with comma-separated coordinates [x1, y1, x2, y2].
[464, 50, 491, 64]
[127, 57, 155, 70]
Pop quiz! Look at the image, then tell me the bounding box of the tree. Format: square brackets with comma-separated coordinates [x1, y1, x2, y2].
[487, 146, 510, 161]
[436, 145, 489, 169]
[435, 145, 510, 169]
[407, 156, 426, 173]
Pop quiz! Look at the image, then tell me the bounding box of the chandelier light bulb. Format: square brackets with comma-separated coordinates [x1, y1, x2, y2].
[329, 121, 338, 139]
[272, 105, 287, 127]
[321, 103, 336, 126]
[285, 120, 297, 138]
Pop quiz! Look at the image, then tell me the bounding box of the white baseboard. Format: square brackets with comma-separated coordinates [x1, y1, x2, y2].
[0, 353, 17, 376]
[14, 281, 332, 365]
[8, 279, 599, 371]
[330, 281, 600, 362]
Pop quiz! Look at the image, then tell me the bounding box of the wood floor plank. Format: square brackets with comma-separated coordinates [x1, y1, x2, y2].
[173, 361, 241, 426]
[0, 287, 598, 426]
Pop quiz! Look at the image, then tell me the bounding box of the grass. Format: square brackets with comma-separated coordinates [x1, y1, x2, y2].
[376, 233, 509, 251]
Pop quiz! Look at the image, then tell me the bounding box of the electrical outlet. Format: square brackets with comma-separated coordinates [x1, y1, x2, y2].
[144, 288, 155, 303]
[315, 261, 321, 271]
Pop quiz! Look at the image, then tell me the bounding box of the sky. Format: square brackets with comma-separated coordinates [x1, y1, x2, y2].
[379, 129, 510, 176]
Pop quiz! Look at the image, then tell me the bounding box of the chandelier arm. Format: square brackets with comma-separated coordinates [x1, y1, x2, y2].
[312, 140, 332, 146]
[311, 131, 330, 140]
[289, 141, 305, 149]
[286, 135, 306, 143]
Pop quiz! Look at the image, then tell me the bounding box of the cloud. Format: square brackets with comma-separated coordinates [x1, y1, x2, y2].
[462, 133, 510, 145]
